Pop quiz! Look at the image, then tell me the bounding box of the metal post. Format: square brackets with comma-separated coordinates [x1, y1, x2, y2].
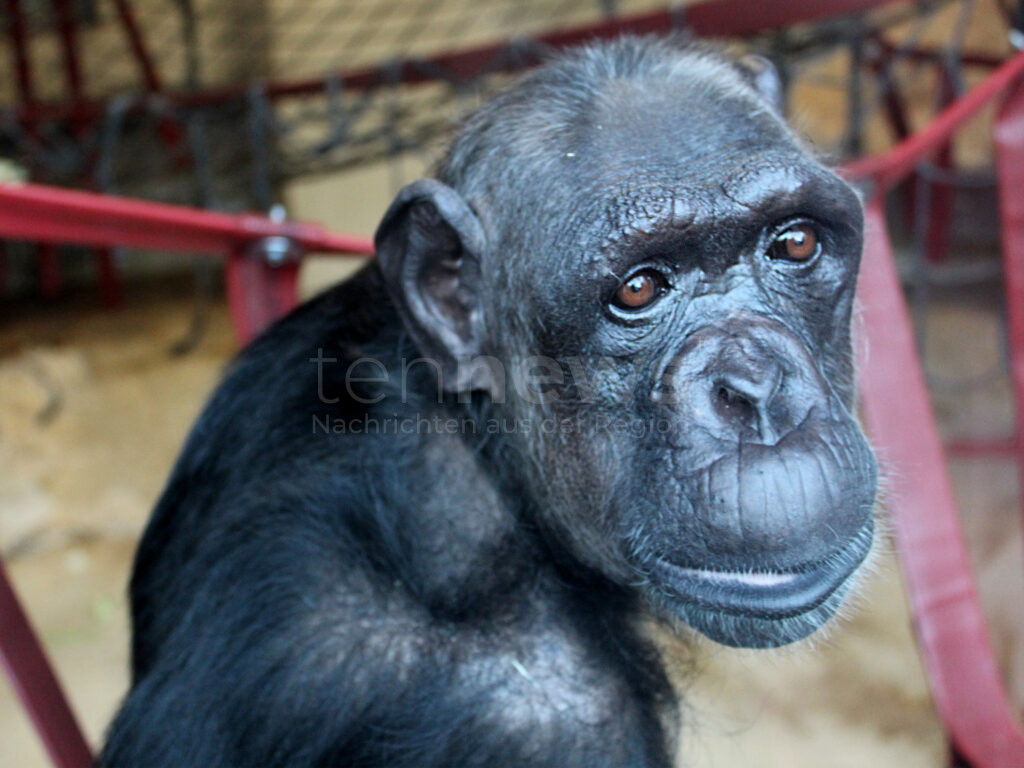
[994, 75, 1024, 526]
[51, 0, 84, 105]
[225, 239, 301, 346]
[923, 64, 958, 263]
[4, 0, 35, 108]
[858, 199, 1024, 767]
[0, 559, 92, 768]
[110, 0, 162, 92]
[37, 244, 62, 299]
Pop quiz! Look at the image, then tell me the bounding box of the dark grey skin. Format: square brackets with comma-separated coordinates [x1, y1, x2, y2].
[101, 37, 877, 768]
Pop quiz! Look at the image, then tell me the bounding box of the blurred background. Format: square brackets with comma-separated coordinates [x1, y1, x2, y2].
[1, 1, 1022, 766]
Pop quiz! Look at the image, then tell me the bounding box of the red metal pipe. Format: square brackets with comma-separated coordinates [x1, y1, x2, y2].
[51, 0, 84, 104]
[843, 51, 1024, 191]
[37, 243, 63, 299]
[871, 36, 1005, 70]
[867, 40, 913, 142]
[35, 0, 82, 301]
[106, 0, 185, 158]
[684, 0, 900, 37]
[842, 52, 1024, 765]
[945, 438, 1019, 457]
[0, 560, 93, 768]
[95, 248, 122, 308]
[225, 249, 300, 344]
[864, 33, 919, 228]
[4, 0, 35, 107]
[924, 67, 957, 263]
[994, 78, 1024, 539]
[0, 183, 374, 256]
[110, 0, 163, 93]
[858, 200, 1024, 768]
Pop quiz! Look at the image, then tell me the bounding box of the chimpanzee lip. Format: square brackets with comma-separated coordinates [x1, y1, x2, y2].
[650, 525, 871, 620]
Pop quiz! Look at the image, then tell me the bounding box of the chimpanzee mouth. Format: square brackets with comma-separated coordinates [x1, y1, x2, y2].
[649, 523, 872, 621]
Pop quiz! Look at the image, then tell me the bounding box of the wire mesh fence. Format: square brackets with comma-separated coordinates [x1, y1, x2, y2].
[0, 0, 1013, 213]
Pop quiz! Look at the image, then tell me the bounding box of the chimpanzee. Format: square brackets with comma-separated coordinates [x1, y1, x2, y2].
[101, 36, 877, 768]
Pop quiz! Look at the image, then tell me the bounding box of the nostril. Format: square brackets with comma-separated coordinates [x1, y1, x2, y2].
[714, 383, 759, 433]
[716, 385, 737, 406]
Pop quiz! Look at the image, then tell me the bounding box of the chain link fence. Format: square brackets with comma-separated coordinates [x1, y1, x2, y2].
[4, 1, 994, 210]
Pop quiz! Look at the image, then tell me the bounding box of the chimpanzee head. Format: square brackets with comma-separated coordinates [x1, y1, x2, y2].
[375, 37, 877, 649]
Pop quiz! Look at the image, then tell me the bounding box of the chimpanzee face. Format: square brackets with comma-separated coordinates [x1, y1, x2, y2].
[376, 44, 877, 648]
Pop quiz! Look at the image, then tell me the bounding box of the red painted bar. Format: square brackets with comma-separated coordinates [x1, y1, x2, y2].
[51, 0, 84, 103]
[107, 0, 185, 155]
[4, 0, 35, 107]
[872, 36, 1005, 70]
[0, 183, 374, 257]
[842, 50, 1024, 766]
[95, 248, 123, 308]
[685, 0, 899, 37]
[225, 250, 300, 345]
[843, 51, 1024, 191]
[995, 80, 1024, 528]
[946, 437, 1019, 457]
[110, 0, 163, 93]
[36, 243, 63, 299]
[0, 561, 92, 768]
[924, 69, 957, 263]
[870, 57, 913, 142]
[858, 200, 1024, 767]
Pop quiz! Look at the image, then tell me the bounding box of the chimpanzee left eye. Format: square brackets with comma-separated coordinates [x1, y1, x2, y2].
[767, 223, 821, 263]
[611, 269, 668, 311]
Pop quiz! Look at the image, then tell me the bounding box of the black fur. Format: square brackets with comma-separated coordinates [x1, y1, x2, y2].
[102, 37, 876, 767]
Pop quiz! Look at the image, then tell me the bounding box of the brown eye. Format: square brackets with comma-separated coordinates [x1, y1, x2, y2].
[768, 223, 820, 262]
[612, 270, 666, 311]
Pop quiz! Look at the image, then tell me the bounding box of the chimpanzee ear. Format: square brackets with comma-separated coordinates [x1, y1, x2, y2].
[738, 55, 785, 116]
[374, 178, 491, 394]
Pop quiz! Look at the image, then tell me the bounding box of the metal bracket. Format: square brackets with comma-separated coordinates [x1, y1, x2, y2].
[246, 234, 304, 267]
[245, 205, 305, 267]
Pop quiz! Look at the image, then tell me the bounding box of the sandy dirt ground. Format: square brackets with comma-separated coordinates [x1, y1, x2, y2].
[0, 272, 1020, 767]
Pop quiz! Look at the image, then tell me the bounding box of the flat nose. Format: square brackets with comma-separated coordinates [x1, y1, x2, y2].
[657, 316, 829, 447]
[712, 355, 783, 441]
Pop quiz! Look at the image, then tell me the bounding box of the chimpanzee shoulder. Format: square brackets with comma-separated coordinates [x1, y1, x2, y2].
[119, 260, 676, 767]
[127, 265, 392, 668]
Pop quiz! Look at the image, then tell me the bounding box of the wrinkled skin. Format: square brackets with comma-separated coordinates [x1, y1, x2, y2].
[102, 38, 877, 768]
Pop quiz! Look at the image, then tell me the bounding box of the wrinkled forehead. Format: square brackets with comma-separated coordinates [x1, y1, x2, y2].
[583, 69, 795, 188]
[481, 59, 818, 282]
[526, 76, 813, 263]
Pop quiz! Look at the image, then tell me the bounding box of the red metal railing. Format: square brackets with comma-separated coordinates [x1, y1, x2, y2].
[0, 184, 373, 255]
[0, 561, 91, 768]
[844, 50, 1024, 768]
[0, 182, 374, 342]
[995, 76, 1024, 514]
